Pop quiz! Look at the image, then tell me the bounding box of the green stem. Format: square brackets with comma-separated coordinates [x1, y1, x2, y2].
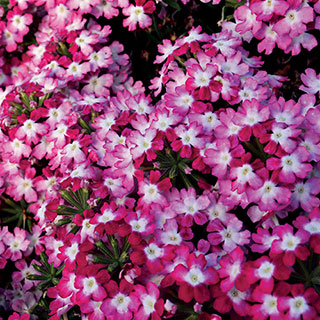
[290, 273, 305, 281]
[309, 249, 314, 273]
[152, 14, 161, 40]
[297, 259, 309, 283]
[179, 170, 193, 189]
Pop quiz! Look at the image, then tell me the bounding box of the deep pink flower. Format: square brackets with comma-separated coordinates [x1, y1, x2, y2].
[172, 188, 210, 226]
[247, 168, 291, 212]
[270, 224, 309, 266]
[133, 282, 164, 320]
[172, 253, 219, 303]
[101, 280, 139, 320]
[137, 170, 172, 208]
[278, 284, 318, 320]
[266, 146, 312, 184]
[207, 217, 250, 252]
[74, 266, 109, 304]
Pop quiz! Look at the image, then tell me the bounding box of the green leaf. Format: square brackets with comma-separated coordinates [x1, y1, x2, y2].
[179, 170, 193, 189]
[78, 118, 93, 134]
[56, 264, 65, 276]
[311, 265, 320, 277]
[38, 92, 53, 107]
[57, 205, 80, 214]
[164, 0, 181, 10]
[60, 190, 83, 210]
[93, 255, 113, 265]
[71, 225, 80, 234]
[107, 262, 119, 273]
[225, 0, 246, 8]
[40, 252, 51, 271]
[2, 197, 21, 208]
[20, 91, 30, 109]
[1, 213, 21, 224]
[57, 42, 72, 58]
[78, 188, 89, 208]
[33, 263, 50, 275]
[95, 240, 114, 258]
[38, 279, 52, 291]
[27, 274, 49, 281]
[169, 166, 177, 179]
[55, 217, 73, 226]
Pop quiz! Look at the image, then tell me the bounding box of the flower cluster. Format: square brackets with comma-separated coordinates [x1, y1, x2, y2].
[0, 0, 320, 319]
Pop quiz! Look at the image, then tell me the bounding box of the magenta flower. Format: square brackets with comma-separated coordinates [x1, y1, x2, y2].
[171, 253, 219, 303]
[266, 146, 312, 184]
[101, 280, 139, 320]
[270, 224, 309, 266]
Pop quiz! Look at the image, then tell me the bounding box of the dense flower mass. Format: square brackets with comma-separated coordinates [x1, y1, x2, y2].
[0, 0, 320, 319]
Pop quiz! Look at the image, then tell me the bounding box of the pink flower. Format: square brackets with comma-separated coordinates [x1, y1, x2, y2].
[233, 98, 269, 141]
[260, 122, 301, 155]
[250, 0, 289, 21]
[7, 167, 38, 203]
[234, 6, 262, 35]
[266, 146, 312, 184]
[73, 30, 99, 56]
[172, 188, 210, 226]
[211, 284, 250, 317]
[247, 168, 291, 212]
[250, 286, 284, 320]
[74, 266, 109, 304]
[67, 0, 100, 14]
[218, 247, 247, 292]
[171, 122, 206, 158]
[15, 117, 48, 145]
[290, 177, 320, 212]
[185, 62, 219, 100]
[9, 313, 30, 320]
[207, 217, 250, 252]
[229, 155, 263, 193]
[273, 4, 314, 38]
[154, 39, 179, 65]
[252, 228, 280, 253]
[204, 139, 244, 179]
[101, 280, 139, 320]
[128, 128, 160, 162]
[3, 136, 32, 163]
[7, 7, 33, 36]
[284, 32, 318, 56]
[300, 68, 320, 96]
[82, 74, 113, 96]
[278, 285, 318, 320]
[172, 253, 219, 303]
[123, 0, 156, 31]
[270, 224, 309, 266]
[133, 282, 164, 320]
[3, 227, 30, 261]
[269, 97, 303, 127]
